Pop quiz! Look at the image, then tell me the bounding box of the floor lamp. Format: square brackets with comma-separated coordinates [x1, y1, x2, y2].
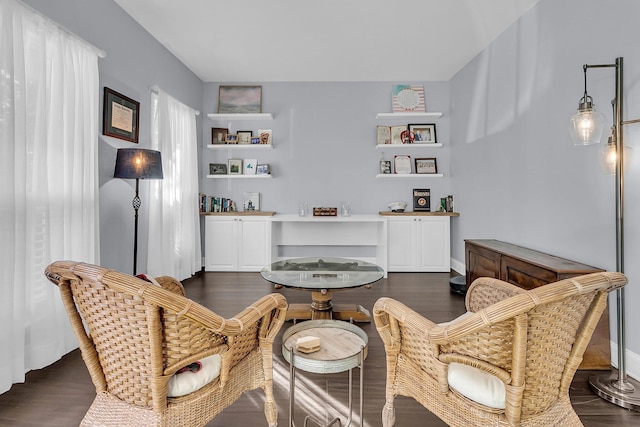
[114, 148, 163, 275]
[569, 56, 640, 410]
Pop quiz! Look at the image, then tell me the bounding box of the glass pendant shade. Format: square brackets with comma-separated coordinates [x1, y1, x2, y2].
[600, 140, 617, 175]
[569, 99, 605, 145]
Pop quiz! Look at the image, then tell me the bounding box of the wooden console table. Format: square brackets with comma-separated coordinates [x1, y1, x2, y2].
[465, 239, 610, 370]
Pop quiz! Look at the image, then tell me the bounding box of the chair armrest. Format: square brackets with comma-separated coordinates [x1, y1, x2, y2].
[154, 276, 186, 296]
[465, 277, 527, 312]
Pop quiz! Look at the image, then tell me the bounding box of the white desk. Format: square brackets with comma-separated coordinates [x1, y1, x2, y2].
[269, 215, 388, 277]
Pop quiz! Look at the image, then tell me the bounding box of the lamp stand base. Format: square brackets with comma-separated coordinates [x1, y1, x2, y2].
[589, 371, 640, 411]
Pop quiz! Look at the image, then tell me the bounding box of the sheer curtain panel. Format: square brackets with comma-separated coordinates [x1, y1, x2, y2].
[0, 0, 100, 394]
[148, 89, 201, 281]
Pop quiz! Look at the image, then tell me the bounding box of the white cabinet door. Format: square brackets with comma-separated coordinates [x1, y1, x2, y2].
[204, 216, 237, 271]
[416, 217, 450, 271]
[237, 217, 270, 271]
[387, 217, 417, 271]
[387, 216, 450, 272]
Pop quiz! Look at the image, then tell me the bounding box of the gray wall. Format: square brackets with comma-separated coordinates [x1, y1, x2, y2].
[200, 82, 451, 215]
[450, 0, 640, 360]
[23, 0, 204, 274]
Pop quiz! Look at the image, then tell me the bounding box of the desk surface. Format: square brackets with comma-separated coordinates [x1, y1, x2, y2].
[260, 257, 384, 290]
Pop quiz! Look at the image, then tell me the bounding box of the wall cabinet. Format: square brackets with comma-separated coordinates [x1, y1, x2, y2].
[204, 215, 271, 271]
[386, 214, 452, 272]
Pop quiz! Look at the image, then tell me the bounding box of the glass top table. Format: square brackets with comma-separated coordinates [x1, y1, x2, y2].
[261, 257, 384, 322]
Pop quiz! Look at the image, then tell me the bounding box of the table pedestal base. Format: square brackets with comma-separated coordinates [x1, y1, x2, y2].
[285, 290, 371, 322]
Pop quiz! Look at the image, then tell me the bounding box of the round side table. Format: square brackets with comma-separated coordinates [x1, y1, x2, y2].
[282, 320, 368, 427]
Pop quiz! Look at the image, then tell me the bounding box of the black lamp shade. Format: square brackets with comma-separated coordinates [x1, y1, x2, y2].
[114, 148, 163, 179]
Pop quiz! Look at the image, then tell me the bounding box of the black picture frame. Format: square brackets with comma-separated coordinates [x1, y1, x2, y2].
[209, 163, 227, 174]
[103, 87, 139, 143]
[415, 157, 438, 174]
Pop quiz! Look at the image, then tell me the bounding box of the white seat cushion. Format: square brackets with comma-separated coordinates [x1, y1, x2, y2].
[447, 362, 506, 409]
[167, 354, 222, 397]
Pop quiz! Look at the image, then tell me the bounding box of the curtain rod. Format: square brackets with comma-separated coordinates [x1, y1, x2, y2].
[150, 85, 201, 116]
[16, 0, 106, 58]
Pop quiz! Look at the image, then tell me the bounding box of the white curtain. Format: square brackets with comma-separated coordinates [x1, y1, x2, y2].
[148, 89, 201, 280]
[0, 0, 100, 394]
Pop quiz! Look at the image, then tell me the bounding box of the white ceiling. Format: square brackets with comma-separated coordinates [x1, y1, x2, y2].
[114, 0, 540, 83]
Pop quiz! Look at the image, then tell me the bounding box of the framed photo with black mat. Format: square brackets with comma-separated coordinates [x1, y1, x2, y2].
[413, 188, 431, 211]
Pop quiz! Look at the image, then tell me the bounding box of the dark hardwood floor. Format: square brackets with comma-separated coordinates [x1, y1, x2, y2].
[1, 271, 638, 426]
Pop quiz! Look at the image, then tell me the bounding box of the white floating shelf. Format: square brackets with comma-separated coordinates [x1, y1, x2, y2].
[206, 174, 273, 179]
[207, 113, 273, 121]
[376, 112, 443, 119]
[207, 144, 273, 150]
[376, 174, 444, 178]
[376, 143, 442, 149]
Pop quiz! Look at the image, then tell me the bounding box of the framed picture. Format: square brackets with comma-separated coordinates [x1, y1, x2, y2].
[103, 87, 139, 143]
[209, 163, 227, 174]
[390, 125, 405, 144]
[251, 136, 261, 144]
[228, 159, 243, 175]
[211, 127, 228, 144]
[380, 160, 392, 174]
[256, 164, 270, 175]
[409, 123, 437, 144]
[415, 157, 438, 174]
[243, 158, 257, 174]
[392, 85, 426, 112]
[243, 192, 260, 212]
[394, 155, 412, 174]
[225, 133, 238, 144]
[218, 85, 262, 114]
[413, 188, 431, 212]
[258, 129, 272, 145]
[237, 130, 253, 145]
[377, 125, 391, 145]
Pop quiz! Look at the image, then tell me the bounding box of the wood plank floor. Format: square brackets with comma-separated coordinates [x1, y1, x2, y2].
[1, 271, 638, 426]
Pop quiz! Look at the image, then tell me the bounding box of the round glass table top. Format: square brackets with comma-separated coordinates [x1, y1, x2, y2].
[260, 257, 384, 290]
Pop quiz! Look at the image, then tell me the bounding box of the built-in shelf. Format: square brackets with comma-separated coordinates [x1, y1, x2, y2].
[376, 112, 443, 119]
[207, 144, 273, 150]
[207, 113, 273, 121]
[206, 174, 273, 179]
[376, 174, 444, 178]
[376, 143, 442, 149]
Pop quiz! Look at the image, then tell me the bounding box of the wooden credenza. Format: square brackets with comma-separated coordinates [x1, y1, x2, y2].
[465, 239, 610, 370]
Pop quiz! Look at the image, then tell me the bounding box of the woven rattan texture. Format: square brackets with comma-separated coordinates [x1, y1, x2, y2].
[374, 272, 627, 427]
[45, 260, 287, 427]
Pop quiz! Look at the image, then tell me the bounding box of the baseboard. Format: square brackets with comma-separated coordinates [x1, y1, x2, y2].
[450, 257, 465, 275]
[611, 341, 640, 382]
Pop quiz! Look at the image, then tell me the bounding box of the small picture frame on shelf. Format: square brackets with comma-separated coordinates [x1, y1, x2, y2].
[377, 125, 391, 145]
[228, 159, 243, 174]
[251, 136, 261, 144]
[390, 125, 405, 145]
[243, 158, 257, 174]
[209, 163, 227, 175]
[394, 155, 412, 174]
[392, 85, 426, 112]
[409, 123, 437, 143]
[258, 129, 272, 145]
[237, 130, 252, 145]
[225, 133, 238, 144]
[211, 127, 228, 144]
[256, 164, 270, 175]
[380, 160, 392, 174]
[243, 192, 260, 212]
[413, 188, 431, 211]
[415, 157, 438, 174]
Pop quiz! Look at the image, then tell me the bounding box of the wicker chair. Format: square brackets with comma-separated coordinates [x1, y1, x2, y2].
[373, 272, 627, 427]
[45, 260, 288, 426]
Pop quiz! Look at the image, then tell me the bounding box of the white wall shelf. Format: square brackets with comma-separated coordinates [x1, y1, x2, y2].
[376, 174, 444, 178]
[376, 112, 443, 120]
[206, 174, 273, 179]
[207, 113, 273, 121]
[207, 144, 273, 150]
[376, 143, 442, 149]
